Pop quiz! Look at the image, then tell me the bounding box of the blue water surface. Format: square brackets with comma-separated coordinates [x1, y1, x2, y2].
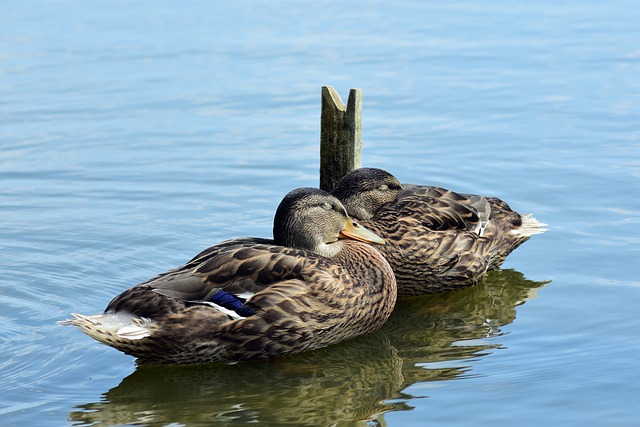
[1, 1, 639, 426]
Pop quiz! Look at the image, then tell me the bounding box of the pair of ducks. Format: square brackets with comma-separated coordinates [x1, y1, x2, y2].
[63, 168, 546, 364]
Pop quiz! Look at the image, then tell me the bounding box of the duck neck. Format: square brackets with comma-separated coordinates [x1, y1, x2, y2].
[314, 240, 344, 259]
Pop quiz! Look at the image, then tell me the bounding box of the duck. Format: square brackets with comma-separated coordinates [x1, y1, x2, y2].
[61, 188, 397, 365]
[331, 168, 546, 296]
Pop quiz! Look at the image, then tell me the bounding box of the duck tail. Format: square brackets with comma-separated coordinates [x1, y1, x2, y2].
[512, 214, 548, 237]
[59, 312, 153, 345]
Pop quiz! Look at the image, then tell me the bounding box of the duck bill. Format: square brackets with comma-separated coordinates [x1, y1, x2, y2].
[339, 218, 385, 245]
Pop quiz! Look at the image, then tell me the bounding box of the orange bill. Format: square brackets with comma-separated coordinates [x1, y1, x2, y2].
[339, 217, 385, 245]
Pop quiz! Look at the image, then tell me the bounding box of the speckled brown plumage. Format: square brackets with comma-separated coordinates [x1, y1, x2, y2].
[332, 168, 546, 296]
[62, 188, 396, 364]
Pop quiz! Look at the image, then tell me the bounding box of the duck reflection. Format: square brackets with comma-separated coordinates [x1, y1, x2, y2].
[69, 269, 547, 426]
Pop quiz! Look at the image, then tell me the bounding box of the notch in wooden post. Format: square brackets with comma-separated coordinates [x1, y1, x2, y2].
[320, 86, 362, 192]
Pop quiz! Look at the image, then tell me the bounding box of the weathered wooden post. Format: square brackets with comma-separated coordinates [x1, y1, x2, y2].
[320, 86, 362, 192]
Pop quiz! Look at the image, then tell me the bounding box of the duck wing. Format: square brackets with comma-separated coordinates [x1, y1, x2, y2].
[104, 238, 333, 319]
[394, 185, 490, 235]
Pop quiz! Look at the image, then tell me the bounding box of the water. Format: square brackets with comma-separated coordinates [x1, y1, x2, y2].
[1, 1, 638, 426]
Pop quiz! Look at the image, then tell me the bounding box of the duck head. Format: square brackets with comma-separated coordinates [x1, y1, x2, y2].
[331, 168, 402, 220]
[273, 187, 384, 258]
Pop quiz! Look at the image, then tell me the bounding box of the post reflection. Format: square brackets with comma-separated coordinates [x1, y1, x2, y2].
[69, 269, 548, 426]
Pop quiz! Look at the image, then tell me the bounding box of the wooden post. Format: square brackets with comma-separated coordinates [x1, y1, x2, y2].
[320, 86, 362, 192]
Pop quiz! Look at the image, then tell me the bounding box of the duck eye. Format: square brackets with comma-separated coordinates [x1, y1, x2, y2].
[379, 184, 389, 191]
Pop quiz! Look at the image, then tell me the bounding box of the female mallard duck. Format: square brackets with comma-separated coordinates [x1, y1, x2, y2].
[331, 168, 546, 296]
[62, 188, 396, 365]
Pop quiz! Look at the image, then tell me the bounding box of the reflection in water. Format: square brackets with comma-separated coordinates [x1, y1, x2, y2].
[69, 269, 547, 426]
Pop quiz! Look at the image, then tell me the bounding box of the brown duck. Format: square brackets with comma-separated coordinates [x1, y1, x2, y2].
[61, 188, 396, 364]
[331, 168, 546, 296]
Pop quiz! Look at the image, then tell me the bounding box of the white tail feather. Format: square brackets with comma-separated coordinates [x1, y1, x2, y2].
[116, 323, 152, 340]
[511, 214, 548, 237]
[60, 312, 153, 341]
